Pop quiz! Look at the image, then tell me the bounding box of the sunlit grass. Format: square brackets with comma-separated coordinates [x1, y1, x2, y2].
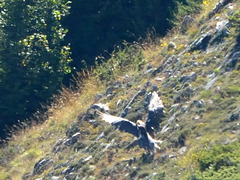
[1, 0, 240, 179]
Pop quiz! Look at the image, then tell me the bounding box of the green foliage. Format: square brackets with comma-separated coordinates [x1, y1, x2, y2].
[200, 90, 212, 99]
[64, 0, 202, 69]
[192, 142, 240, 180]
[0, 0, 71, 138]
[0, 0, 203, 139]
[225, 86, 240, 95]
[95, 43, 144, 81]
[229, 10, 240, 43]
[0, 170, 8, 180]
[229, 10, 240, 29]
[173, 0, 202, 24]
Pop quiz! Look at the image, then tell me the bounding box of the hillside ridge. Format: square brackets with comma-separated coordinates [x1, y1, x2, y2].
[1, 0, 240, 179]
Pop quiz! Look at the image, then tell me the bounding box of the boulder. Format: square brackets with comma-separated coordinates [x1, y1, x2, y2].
[168, 42, 176, 50]
[64, 132, 81, 146]
[52, 138, 66, 153]
[193, 100, 204, 108]
[62, 165, 75, 175]
[179, 72, 197, 84]
[224, 51, 240, 71]
[88, 119, 100, 128]
[33, 158, 54, 175]
[208, 0, 232, 19]
[190, 33, 213, 51]
[94, 94, 103, 102]
[181, 15, 194, 31]
[66, 123, 79, 137]
[224, 109, 240, 122]
[178, 146, 188, 155]
[91, 103, 109, 113]
[211, 20, 230, 45]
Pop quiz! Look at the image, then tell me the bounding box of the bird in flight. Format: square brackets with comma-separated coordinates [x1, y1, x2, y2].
[97, 111, 163, 152]
[95, 91, 164, 152]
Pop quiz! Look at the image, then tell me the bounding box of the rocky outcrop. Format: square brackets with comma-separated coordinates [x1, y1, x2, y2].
[208, 0, 232, 19]
[33, 157, 54, 175]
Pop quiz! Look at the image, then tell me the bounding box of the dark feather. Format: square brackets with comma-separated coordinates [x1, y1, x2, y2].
[97, 111, 139, 137]
[112, 120, 139, 137]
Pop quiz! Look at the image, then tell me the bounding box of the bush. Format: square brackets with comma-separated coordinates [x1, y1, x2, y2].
[193, 142, 240, 179]
[229, 10, 240, 44]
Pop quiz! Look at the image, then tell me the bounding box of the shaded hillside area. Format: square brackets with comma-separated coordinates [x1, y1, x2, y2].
[1, 0, 240, 179]
[0, 0, 201, 139]
[64, 0, 201, 69]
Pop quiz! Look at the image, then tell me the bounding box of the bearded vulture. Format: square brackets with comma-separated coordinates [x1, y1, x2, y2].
[96, 111, 163, 152]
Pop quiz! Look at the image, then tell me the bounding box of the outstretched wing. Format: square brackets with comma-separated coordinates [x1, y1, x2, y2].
[146, 91, 165, 136]
[148, 91, 164, 112]
[97, 111, 139, 137]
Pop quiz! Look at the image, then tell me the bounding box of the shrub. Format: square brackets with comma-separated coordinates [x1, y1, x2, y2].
[193, 142, 240, 179]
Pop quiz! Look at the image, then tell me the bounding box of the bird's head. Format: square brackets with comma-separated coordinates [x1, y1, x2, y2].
[136, 120, 145, 128]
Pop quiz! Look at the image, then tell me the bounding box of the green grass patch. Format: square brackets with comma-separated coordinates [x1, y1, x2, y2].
[190, 141, 240, 180]
[0, 170, 8, 180]
[200, 90, 212, 99]
[226, 86, 240, 94]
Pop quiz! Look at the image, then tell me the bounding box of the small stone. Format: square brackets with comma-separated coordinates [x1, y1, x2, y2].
[169, 154, 177, 158]
[156, 154, 169, 163]
[64, 132, 80, 146]
[178, 146, 188, 155]
[88, 120, 100, 127]
[147, 65, 153, 70]
[52, 139, 66, 153]
[107, 94, 114, 100]
[225, 51, 240, 70]
[91, 103, 109, 112]
[168, 42, 176, 50]
[116, 99, 122, 107]
[224, 109, 240, 122]
[51, 176, 60, 180]
[62, 166, 74, 175]
[94, 94, 103, 102]
[22, 173, 31, 180]
[151, 85, 159, 91]
[179, 72, 197, 83]
[154, 77, 164, 81]
[96, 132, 105, 141]
[193, 100, 204, 108]
[82, 155, 93, 163]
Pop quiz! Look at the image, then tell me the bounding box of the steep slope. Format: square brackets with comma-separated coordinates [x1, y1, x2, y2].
[1, 0, 240, 179]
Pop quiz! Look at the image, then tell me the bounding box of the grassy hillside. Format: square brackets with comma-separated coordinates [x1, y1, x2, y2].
[1, 0, 240, 179]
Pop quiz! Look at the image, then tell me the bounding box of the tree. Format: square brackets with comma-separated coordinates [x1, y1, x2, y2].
[64, 0, 201, 70]
[0, 0, 72, 138]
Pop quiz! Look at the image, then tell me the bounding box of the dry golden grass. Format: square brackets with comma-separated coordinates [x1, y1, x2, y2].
[1, 1, 240, 179]
[0, 71, 106, 179]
